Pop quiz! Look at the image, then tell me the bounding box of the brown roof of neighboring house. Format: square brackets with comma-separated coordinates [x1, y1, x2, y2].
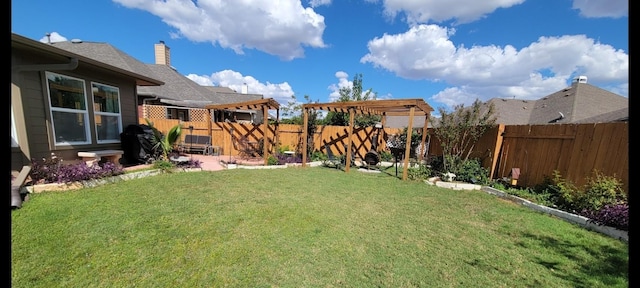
[386, 81, 627, 128]
[489, 82, 628, 125]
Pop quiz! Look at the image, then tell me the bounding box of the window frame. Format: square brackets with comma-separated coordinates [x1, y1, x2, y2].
[45, 72, 91, 146]
[91, 82, 123, 144]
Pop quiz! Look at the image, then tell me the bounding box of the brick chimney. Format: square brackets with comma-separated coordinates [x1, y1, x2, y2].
[154, 40, 171, 66]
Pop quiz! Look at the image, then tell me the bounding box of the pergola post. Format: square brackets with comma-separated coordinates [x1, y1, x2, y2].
[302, 108, 309, 167]
[402, 107, 415, 180]
[262, 105, 269, 165]
[419, 116, 428, 163]
[345, 108, 355, 173]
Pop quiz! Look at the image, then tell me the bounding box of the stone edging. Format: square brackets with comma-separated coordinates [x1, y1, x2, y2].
[480, 187, 628, 242]
[20, 168, 201, 194]
[220, 161, 324, 169]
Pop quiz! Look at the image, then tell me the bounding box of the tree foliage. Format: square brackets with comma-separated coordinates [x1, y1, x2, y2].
[323, 73, 381, 127]
[277, 94, 321, 156]
[430, 99, 497, 172]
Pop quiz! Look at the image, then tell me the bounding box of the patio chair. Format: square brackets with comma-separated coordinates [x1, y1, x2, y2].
[323, 144, 342, 169]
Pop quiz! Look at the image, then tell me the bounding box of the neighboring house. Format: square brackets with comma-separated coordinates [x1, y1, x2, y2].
[481, 76, 628, 125]
[11, 33, 163, 172]
[137, 41, 265, 123]
[387, 76, 628, 128]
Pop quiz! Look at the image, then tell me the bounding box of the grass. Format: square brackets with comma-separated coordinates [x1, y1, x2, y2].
[12, 167, 628, 287]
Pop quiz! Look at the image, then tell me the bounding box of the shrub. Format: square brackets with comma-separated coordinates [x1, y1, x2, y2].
[549, 170, 626, 214]
[267, 155, 280, 165]
[579, 170, 626, 212]
[490, 181, 555, 207]
[378, 151, 393, 162]
[548, 170, 581, 212]
[152, 159, 175, 172]
[582, 203, 629, 231]
[310, 151, 327, 162]
[454, 158, 489, 185]
[30, 153, 124, 184]
[406, 164, 432, 181]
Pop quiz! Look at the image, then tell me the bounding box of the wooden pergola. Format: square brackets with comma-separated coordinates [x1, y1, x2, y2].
[301, 98, 434, 180]
[205, 98, 280, 165]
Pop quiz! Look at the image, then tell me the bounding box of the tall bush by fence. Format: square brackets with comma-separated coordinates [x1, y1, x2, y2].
[140, 118, 627, 194]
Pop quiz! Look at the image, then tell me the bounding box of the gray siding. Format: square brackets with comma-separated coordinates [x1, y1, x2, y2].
[11, 49, 141, 171]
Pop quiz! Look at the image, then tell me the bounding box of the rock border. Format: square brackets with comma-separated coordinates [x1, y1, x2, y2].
[481, 186, 628, 242]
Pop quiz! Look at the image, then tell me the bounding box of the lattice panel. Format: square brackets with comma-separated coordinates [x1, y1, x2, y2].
[144, 105, 166, 119]
[189, 108, 209, 122]
[143, 105, 212, 121]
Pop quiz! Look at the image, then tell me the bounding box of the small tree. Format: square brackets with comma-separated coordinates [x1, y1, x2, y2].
[430, 99, 496, 173]
[323, 73, 380, 127]
[145, 119, 182, 161]
[278, 94, 321, 157]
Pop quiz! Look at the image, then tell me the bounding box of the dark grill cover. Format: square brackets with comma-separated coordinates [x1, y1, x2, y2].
[120, 124, 161, 164]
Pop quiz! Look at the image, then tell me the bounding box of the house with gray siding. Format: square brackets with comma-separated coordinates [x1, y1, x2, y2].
[11, 33, 163, 172]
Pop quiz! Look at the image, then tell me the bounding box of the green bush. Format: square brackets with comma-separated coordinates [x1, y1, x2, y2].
[490, 180, 555, 207]
[453, 158, 489, 185]
[311, 151, 328, 162]
[267, 155, 279, 165]
[152, 159, 175, 172]
[579, 170, 626, 211]
[548, 170, 626, 213]
[379, 151, 393, 162]
[278, 145, 292, 154]
[406, 164, 432, 181]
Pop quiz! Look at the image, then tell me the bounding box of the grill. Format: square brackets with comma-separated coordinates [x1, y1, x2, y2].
[364, 150, 380, 166]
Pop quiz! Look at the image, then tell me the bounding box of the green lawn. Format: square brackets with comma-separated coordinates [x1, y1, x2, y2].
[12, 167, 628, 287]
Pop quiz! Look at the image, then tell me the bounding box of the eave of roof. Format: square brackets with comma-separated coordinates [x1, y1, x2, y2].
[11, 33, 164, 86]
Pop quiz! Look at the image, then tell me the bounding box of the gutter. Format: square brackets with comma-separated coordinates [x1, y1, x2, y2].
[13, 57, 79, 72]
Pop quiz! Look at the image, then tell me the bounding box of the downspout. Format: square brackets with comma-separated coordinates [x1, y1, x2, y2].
[142, 95, 160, 119]
[13, 57, 79, 72]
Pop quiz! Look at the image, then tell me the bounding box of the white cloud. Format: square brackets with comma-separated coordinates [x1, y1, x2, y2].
[186, 70, 295, 105]
[308, 0, 331, 7]
[327, 71, 353, 102]
[379, 0, 525, 25]
[572, 0, 628, 18]
[39, 32, 67, 43]
[361, 24, 628, 109]
[113, 0, 326, 60]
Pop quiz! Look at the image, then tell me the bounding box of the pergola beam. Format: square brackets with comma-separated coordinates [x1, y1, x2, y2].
[300, 98, 434, 180]
[204, 98, 281, 165]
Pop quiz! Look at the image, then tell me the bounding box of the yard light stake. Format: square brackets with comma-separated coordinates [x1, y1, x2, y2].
[188, 125, 194, 153]
[229, 127, 234, 163]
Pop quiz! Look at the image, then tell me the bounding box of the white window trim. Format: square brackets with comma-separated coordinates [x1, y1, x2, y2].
[11, 105, 18, 147]
[91, 82, 123, 144]
[45, 72, 91, 146]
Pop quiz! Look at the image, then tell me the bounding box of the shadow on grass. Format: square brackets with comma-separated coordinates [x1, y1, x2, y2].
[517, 232, 627, 286]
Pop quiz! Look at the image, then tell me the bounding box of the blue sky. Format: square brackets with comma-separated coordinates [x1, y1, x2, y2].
[12, 0, 628, 115]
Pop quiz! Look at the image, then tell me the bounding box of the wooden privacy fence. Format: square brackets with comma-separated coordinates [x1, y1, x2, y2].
[140, 118, 627, 194]
[139, 118, 402, 159]
[427, 123, 628, 194]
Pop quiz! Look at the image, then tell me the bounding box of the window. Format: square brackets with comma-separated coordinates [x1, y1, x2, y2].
[92, 82, 122, 143]
[45, 72, 90, 145]
[11, 105, 18, 147]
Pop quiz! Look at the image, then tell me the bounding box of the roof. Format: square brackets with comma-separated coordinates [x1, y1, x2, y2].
[12, 33, 163, 86]
[205, 98, 281, 111]
[136, 64, 262, 108]
[485, 82, 628, 125]
[47, 36, 263, 108]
